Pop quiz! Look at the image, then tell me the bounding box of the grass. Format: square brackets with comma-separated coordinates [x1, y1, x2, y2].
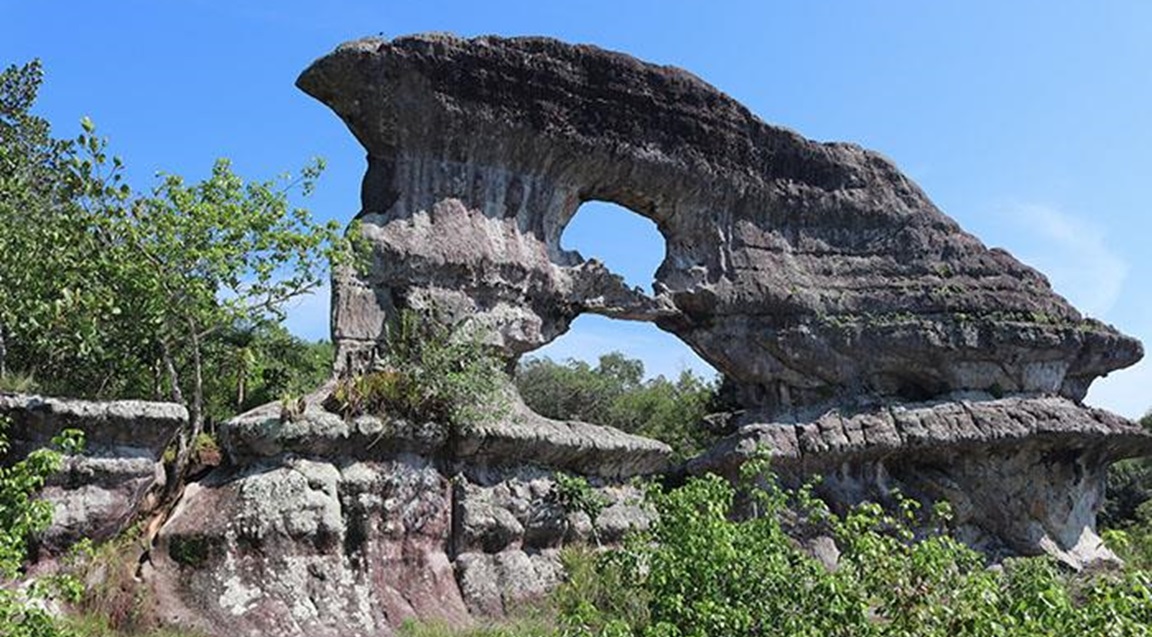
[397, 617, 558, 637]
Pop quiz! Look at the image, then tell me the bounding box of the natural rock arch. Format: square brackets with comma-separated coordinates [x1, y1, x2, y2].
[299, 33, 1140, 417]
[134, 34, 1152, 637]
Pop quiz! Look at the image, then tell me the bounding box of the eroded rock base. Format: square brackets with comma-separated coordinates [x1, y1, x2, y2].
[0, 393, 185, 553]
[692, 395, 1152, 569]
[147, 401, 659, 637]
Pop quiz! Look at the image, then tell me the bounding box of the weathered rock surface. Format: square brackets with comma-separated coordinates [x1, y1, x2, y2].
[0, 393, 185, 551]
[148, 400, 657, 637]
[143, 31, 1149, 637]
[297, 33, 1141, 414]
[690, 395, 1152, 568]
[222, 393, 670, 478]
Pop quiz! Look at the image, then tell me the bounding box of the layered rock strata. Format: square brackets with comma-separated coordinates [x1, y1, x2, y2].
[143, 32, 1148, 637]
[0, 393, 185, 552]
[690, 396, 1152, 569]
[296, 33, 1140, 413]
[147, 400, 662, 637]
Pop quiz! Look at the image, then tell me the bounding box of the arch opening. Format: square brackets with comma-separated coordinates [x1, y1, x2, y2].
[548, 201, 717, 384]
[561, 200, 664, 293]
[518, 314, 721, 457]
[525, 198, 725, 455]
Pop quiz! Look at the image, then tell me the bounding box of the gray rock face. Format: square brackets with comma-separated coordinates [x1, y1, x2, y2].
[150, 455, 466, 637]
[148, 402, 657, 637]
[296, 33, 1141, 414]
[0, 393, 185, 551]
[144, 32, 1149, 637]
[690, 396, 1152, 569]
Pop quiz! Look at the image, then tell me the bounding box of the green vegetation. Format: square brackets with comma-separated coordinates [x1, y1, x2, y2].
[0, 420, 207, 636]
[515, 353, 718, 458]
[0, 59, 345, 480]
[551, 473, 609, 522]
[404, 454, 1152, 637]
[329, 309, 509, 432]
[0, 418, 82, 636]
[1099, 408, 1152, 571]
[199, 324, 333, 428]
[398, 618, 556, 637]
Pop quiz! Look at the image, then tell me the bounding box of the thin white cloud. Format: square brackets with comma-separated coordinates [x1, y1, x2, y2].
[989, 203, 1144, 416]
[1007, 203, 1128, 319]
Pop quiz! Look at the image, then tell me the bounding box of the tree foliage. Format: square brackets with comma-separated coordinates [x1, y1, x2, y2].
[1098, 407, 1152, 575]
[199, 324, 333, 427]
[515, 353, 718, 458]
[0, 59, 345, 477]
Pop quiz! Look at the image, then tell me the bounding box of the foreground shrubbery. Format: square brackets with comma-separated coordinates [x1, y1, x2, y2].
[553, 462, 1152, 636]
[0, 418, 83, 636]
[402, 454, 1152, 637]
[0, 419, 207, 637]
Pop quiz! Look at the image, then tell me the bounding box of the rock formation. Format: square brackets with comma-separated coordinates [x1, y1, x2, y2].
[139, 33, 1147, 637]
[690, 396, 1152, 569]
[296, 34, 1139, 413]
[147, 399, 658, 636]
[0, 394, 185, 553]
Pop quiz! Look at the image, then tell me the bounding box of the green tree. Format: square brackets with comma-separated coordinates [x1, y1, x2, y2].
[0, 60, 127, 392]
[200, 324, 333, 426]
[0, 59, 345, 479]
[515, 352, 718, 458]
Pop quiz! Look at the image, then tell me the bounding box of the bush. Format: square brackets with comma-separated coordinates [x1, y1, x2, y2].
[552, 455, 1152, 636]
[329, 309, 508, 433]
[0, 417, 83, 636]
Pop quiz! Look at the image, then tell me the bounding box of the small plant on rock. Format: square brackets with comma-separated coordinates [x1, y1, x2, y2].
[552, 473, 609, 522]
[328, 308, 509, 434]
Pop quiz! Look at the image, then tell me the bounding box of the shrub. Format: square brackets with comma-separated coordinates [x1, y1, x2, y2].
[329, 309, 509, 433]
[0, 416, 83, 636]
[553, 455, 1152, 636]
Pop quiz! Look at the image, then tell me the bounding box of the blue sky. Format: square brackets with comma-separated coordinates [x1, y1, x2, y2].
[4, 2, 1149, 417]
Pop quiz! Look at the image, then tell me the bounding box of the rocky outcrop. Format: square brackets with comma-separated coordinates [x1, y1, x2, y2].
[143, 32, 1148, 637]
[0, 393, 185, 552]
[146, 399, 660, 637]
[691, 396, 1152, 569]
[296, 33, 1140, 414]
[221, 395, 669, 478]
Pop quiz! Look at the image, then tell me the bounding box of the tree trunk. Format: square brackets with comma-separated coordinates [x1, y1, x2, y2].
[160, 339, 188, 505]
[236, 368, 246, 410]
[172, 320, 205, 483]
